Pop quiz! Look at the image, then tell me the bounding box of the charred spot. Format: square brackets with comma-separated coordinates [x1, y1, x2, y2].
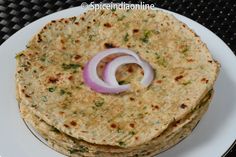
[135, 136, 139, 140]
[182, 24, 186, 28]
[129, 97, 135, 101]
[75, 39, 80, 43]
[112, 13, 117, 16]
[110, 123, 117, 128]
[82, 131, 88, 133]
[70, 121, 77, 126]
[59, 111, 64, 115]
[99, 65, 104, 69]
[48, 77, 59, 83]
[64, 20, 69, 24]
[51, 20, 56, 23]
[26, 61, 31, 65]
[24, 67, 29, 71]
[81, 17, 85, 21]
[21, 89, 25, 93]
[87, 26, 90, 29]
[130, 123, 135, 128]
[60, 39, 65, 44]
[141, 70, 144, 75]
[64, 124, 69, 128]
[68, 76, 73, 80]
[127, 44, 131, 48]
[100, 10, 105, 15]
[173, 120, 181, 127]
[74, 54, 81, 60]
[37, 34, 42, 42]
[93, 19, 96, 22]
[104, 43, 116, 48]
[187, 59, 194, 62]
[104, 23, 112, 27]
[17, 70, 22, 74]
[25, 94, 31, 98]
[151, 105, 159, 110]
[133, 29, 139, 33]
[175, 75, 183, 81]
[180, 103, 187, 109]
[208, 60, 213, 63]
[75, 22, 79, 25]
[201, 78, 209, 83]
[156, 80, 162, 84]
[127, 66, 133, 73]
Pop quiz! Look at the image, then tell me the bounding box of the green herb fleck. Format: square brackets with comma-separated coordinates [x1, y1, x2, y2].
[118, 141, 126, 147]
[89, 34, 96, 41]
[129, 131, 136, 136]
[69, 149, 78, 154]
[182, 81, 191, 86]
[60, 89, 66, 95]
[94, 98, 105, 107]
[41, 96, 47, 102]
[181, 47, 189, 56]
[151, 29, 160, 34]
[118, 80, 128, 85]
[62, 63, 80, 70]
[155, 53, 168, 67]
[48, 87, 56, 92]
[111, 8, 116, 12]
[140, 30, 151, 43]
[40, 54, 47, 62]
[15, 52, 24, 59]
[79, 146, 89, 153]
[118, 15, 126, 21]
[50, 127, 60, 133]
[123, 33, 129, 42]
[117, 128, 123, 133]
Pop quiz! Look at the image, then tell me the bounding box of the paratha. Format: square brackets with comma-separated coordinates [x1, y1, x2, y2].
[16, 8, 220, 156]
[20, 90, 212, 156]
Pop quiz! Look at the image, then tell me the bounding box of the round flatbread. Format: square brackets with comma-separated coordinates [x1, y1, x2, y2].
[16, 8, 219, 150]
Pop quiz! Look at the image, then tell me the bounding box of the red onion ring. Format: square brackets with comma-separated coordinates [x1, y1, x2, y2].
[103, 55, 154, 87]
[83, 48, 154, 94]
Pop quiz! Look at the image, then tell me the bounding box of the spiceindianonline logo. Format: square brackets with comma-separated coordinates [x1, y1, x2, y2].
[81, 2, 155, 11]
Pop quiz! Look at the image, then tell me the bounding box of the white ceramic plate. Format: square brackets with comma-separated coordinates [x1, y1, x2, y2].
[0, 6, 236, 157]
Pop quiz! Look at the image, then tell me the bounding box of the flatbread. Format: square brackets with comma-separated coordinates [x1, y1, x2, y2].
[19, 90, 212, 156]
[16, 8, 219, 148]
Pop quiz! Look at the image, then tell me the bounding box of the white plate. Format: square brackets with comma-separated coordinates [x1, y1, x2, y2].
[0, 6, 236, 157]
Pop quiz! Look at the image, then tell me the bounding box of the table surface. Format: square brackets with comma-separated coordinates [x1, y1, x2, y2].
[0, 0, 235, 156]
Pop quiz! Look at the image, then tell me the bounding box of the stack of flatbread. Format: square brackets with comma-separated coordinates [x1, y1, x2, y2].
[16, 8, 220, 157]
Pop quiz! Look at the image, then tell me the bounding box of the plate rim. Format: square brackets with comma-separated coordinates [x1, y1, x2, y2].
[0, 5, 236, 157]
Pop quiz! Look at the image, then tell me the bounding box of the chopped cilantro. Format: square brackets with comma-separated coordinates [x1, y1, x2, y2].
[182, 81, 191, 85]
[118, 80, 128, 85]
[15, 52, 24, 59]
[123, 33, 129, 42]
[78, 146, 89, 153]
[129, 131, 136, 135]
[50, 128, 60, 133]
[117, 15, 126, 21]
[94, 98, 105, 107]
[60, 89, 66, 95]
[48, 87, 56, 92]
[140, 30, 151, 43]
[111, 8, 116, 12]
[62, 63, 80, 70]
[118, 141, 126, 147]
[40, 54, 47, 62]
